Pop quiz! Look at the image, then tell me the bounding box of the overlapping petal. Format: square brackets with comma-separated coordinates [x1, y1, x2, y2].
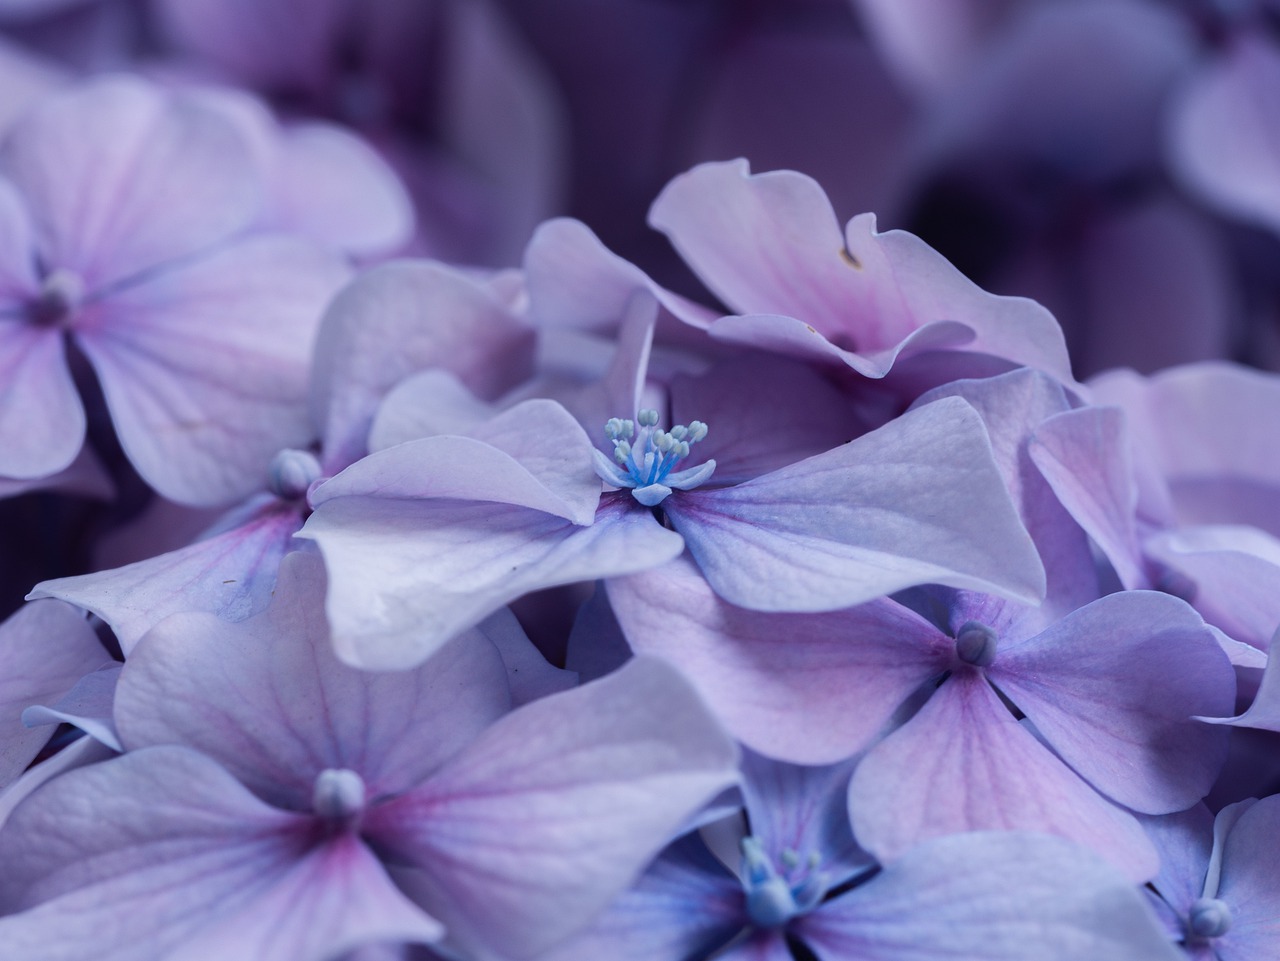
[362, 657, 740, 961]
[309, 260, 535, 470]
[0, 75, 261, 290]
[795, 832, 1182, 961]
[29, 497, 303, 655]
[649, 159, 1071, 380]
[113, 553, 512, 809]
[992, 590, 1234, 813]
[848, 670, 1159, 881]
[0, 599, 110, 787]
[77, 234, 348, 505]
[609, 556, 950, 764]
[664, 396, 1046, 612]
[0, 746, 442, 961]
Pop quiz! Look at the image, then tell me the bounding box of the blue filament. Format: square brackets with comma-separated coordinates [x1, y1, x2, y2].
[594, 409, 715, 506]
[740, 836, 827, 928]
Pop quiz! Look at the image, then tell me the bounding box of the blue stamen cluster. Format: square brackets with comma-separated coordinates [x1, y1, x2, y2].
[740, 836, 827, 928]
[592, 409, 716, 506]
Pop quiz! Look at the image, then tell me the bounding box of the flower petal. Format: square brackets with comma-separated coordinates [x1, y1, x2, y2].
[300, 493, 683, 670]
[848, 671, 1158, 882]
[77, 234, 348, 505]
[992, 591, 1234, 813]
[0, 599, 110, 788]
[310, 260, 535, 471]
[29, 498, 303, 655]
[362, 657, 740, 961]
[0, 745, 442, 961]
[114, 552, 512, 809]
[796, 832, 1183, 961]
[1, 75, 260, 289]
[608, 555, 950, 764]
[666, 396, 1046, 612]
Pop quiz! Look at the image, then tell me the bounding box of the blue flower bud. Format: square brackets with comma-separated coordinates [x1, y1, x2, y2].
[268, 448, 323, 500]
[1188, 897, 1232, 940]
[955, 621, 999, 667]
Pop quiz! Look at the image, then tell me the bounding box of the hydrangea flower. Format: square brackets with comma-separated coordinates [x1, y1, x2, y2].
[0, 554, 740, 960]
[0, 74, 348, 504]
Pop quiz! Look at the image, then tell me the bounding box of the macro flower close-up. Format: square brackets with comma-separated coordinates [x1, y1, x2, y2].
[0, 1, 1279, 959]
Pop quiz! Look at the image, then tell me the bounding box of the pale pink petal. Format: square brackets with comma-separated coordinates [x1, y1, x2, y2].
[703, 312, 974, 380]
[300, 494, 683, 670]
[76, 234, 348, 505]
[608, 556, 950, 764]
[29, 498, 303, 655]
[362, 657, 739, 961]
[114, 552, 511, 809]
[650, 160, 1071, 380]
[992, 591, 1234, 813]
[523, 216, 716, 332]
[649, 160, 864, 334]
[849, 671, 1159, 882]
[0, 599, 110, 787]
[1, 75, 261, 289]
[310, 260, 535, 470]
[0, 746, 442, 960]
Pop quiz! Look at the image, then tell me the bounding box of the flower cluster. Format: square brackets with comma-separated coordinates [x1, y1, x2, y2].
[0, 2, 1278, 961]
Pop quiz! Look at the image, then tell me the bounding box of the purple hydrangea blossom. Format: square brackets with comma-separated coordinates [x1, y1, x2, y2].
[1034, 362, 1280, 655]
[545, 751, 1183, 961]
[0, 74, 349, 504]
[302, 387, 1045, 668]
[648, 159, 1073, 386]
[0, 553, 740, 960]
[1144, 795, 1280, 959]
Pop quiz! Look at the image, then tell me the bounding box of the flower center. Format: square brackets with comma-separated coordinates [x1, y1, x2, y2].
[955, 621, 999, 667]
[268, 448, 323, 501]
[591, 409, 716, 507]
[740, 836, 827, 928]
[29, 269, 84, 327]
[1188, 897, 1232, 940]
[312, 768, 366, 827]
